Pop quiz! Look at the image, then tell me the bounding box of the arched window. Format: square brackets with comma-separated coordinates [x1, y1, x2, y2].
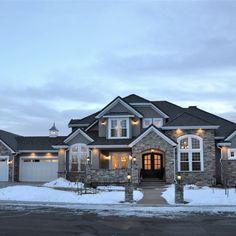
[70, 144, 89, 171]
[177, 135, 203, 172]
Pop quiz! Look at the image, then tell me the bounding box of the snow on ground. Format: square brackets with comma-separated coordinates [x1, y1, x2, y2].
[162, 184, 236, 205]
[43, 178, 83, 189]
[0, 186, 143, 204]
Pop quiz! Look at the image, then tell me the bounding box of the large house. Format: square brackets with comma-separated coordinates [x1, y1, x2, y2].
[0, 94, 236, 186]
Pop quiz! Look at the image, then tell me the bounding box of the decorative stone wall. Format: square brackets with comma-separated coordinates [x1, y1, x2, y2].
[221, 160, 236, 186]
[132, 130, 175, 183]
[0, 142, 13, 181]
[85, 164, 139, 186]
[165, 129, 216, 186]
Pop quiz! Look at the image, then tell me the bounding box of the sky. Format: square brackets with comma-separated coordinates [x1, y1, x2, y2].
[0, 0, 236, 136]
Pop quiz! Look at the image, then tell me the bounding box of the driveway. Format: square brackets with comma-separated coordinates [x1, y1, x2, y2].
[0, 205, 236, 236]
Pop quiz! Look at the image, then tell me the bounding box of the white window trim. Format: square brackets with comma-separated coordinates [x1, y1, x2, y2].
[228, 148, 236, 160]
[177, 135, 204, 172]
[108, 118, 130, 139]
[109, 152, 131, 169]
[142, 118, 163, 128]
[69, 143, 89, 171]
[142, 118, 152, 128]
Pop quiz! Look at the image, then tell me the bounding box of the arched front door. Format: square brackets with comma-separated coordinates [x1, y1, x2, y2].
[142, 153, 164, 179]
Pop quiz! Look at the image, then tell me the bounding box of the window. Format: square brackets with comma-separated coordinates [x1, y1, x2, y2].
[178, 135, 203, 172]
[69, 144, 89, 171]
[143, 118, 163, 128]
[108, 118, 129, 139]
[153, 118, 163, 128]
[110, 152, 130, 169]
[143, 118, 152, 128]
[228, 149, 236, 160]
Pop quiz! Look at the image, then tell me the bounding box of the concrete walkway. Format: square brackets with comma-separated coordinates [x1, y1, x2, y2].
[138, 186, 169, 205]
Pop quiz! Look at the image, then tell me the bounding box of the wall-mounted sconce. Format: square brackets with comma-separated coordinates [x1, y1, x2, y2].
[101, 119, 107, 125]
[131, 119, 139, 125]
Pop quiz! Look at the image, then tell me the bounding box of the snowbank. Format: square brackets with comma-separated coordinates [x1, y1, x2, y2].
[43, 178, 83, 189]
[0, 186, 143, 204]
[162, 184, 236, 205]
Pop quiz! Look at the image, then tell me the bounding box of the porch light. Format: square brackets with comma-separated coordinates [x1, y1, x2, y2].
[151, 149, 154, 153]
[176, 128, 183, 136]
[86, 156, 90, 164]
[129, 155, 133, 160]
[176, 174, 182, 183]
[127, 173, 132, 181]
[132, 156, 136, 162]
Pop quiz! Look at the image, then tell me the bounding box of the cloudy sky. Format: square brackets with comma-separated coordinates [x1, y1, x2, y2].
[0, 0, 235, 136]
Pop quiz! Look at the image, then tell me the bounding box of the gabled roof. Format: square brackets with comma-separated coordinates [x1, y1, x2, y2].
[123, 94, 150, 103]
[0, 130, 20, 152]
[129, 125, 177, 147]
[186, 106, 236, 137]
[16, 136, 66, 151]
[68, 111, 99, 127]
[64, 128, 94, 143]
[151, 101, 185, 118]
[225, 130, 236, 141]
[163, 112, 219, 129]
[95, 96, 143, 119]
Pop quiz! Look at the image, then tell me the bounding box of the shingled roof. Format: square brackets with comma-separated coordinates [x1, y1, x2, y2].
[0, 130, 20, 152]
[16, 136, 66, 151]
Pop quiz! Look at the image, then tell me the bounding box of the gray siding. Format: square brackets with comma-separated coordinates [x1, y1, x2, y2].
[133, 106, 163, 118]
[230, 134, 236, 148]
[98, 119, 107, 137]
[67, 134, 91, 145]
[91, 149, 100, 169]
[103, 102, 133, 115]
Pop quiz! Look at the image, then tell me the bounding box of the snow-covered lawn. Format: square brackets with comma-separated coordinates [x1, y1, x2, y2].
[162, 184, 236, 205]
[0, 185, 143, 204]
[43, 178, 83, 189]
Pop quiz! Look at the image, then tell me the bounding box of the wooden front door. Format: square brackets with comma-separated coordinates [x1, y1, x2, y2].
[142, 153, 164, 179]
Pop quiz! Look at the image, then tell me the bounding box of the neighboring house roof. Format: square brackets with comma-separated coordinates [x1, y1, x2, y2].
[49, 122, 59, 132]
[163, 112, 218, 128]
[16, 136, 66, 151]
[0, 130, 20, 152]
[225, 130, 236, 141]
[186, 106, 236, 138]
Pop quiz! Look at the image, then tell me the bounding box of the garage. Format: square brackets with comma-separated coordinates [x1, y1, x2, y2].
[19, 157, 58, 182]
[0, 156, 9, 181]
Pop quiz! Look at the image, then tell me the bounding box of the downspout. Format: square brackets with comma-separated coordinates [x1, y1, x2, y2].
[218, 146, 224, 186]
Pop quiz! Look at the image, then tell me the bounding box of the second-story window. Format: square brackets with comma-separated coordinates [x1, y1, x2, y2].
[109, 118, 129, 138]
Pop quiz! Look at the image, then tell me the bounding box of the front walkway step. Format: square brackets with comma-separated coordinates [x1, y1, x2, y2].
[138, 186, 169, 205]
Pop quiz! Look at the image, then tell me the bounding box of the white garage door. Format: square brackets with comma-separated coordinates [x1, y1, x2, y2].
[20, 157, 58, 182]
[0, 156, 9, 181]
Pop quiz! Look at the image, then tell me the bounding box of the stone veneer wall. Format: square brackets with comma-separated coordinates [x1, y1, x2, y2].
[221, 160, 236, 186]
[132, 130, 175, 184]
[165, 129, 216, 186]
[0, 142, 14, 181]
[85, 163, 139, 186]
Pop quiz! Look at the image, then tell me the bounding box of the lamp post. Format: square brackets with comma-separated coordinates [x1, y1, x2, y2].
[125, 173, 133, 202]
[175, 173, 184, 204]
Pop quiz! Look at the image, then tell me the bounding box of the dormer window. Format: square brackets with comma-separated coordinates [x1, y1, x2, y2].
[143, 118, 163, 128]
[108, 118, 129, 139]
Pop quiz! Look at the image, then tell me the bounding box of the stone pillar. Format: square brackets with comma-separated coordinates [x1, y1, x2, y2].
[85, 163, 92, 186]
[125, 183, 134, 202]
[175, 183, 184, 204]
[131, 161, 139, 185]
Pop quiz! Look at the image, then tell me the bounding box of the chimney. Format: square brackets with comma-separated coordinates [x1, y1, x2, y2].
[49, 122, 59, 137]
